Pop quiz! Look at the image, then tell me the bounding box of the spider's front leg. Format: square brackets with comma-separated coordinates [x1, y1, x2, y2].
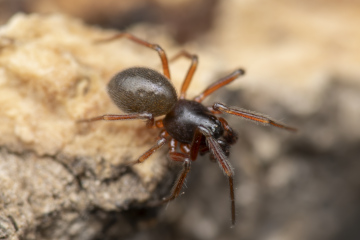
[213, 102, 297, 132]
[219, 117, 238, 145]
[197, 126, 236, 226]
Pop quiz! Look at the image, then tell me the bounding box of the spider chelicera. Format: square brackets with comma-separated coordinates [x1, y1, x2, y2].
[79, 33, 296, 226]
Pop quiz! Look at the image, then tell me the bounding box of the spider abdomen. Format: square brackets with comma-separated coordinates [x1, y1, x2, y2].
[163, 99, 224, 143]
[107, 67, 178, 117]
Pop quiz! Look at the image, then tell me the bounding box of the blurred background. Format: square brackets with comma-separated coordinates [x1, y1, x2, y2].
[1, 0, 360, 239]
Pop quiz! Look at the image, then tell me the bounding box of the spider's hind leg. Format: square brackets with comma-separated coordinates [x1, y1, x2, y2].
[95, 33, 171, 79]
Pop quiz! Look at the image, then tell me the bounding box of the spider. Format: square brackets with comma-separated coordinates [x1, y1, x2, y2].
[79, 33, 296, 226]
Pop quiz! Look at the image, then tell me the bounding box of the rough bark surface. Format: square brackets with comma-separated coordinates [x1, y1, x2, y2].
[0, 14, 176, 240]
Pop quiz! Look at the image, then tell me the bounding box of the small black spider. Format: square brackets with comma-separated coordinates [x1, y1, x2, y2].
[79, 33, 296, 226]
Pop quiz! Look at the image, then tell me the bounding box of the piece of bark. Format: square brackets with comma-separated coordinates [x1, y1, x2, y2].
[0, 13, 178, 239]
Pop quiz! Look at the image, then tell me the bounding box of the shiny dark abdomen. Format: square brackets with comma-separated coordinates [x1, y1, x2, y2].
[107, 67, 178, 117]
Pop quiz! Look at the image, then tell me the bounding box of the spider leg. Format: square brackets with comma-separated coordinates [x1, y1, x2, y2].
[154, 119, 164, 128]
[169, 50, 198, 99]
[180, 143, 190, 154]
[207, 106, 222, 114]
[219, 117, 238, 145]
[161, 152, 191, 203]
[161, 126, 205, 204]
[94, 33, 171, 79]
[127, 130, 168, 166]
[194, 69, 245, 103]
[213, 102, 297, 132]
[77, 113, 155, 128]
[195, 126, 236, 226]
